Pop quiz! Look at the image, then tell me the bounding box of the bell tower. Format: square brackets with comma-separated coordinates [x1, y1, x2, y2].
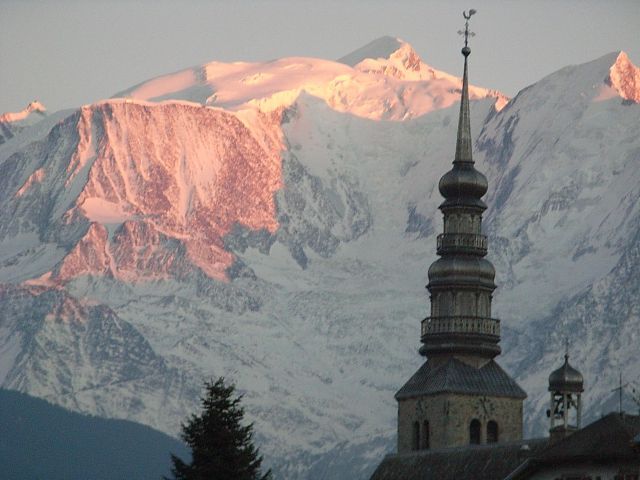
[547, 349, 584, 443]
[395, 10, 526, 453]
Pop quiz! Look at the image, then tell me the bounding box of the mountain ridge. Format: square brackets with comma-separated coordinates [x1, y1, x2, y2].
[113, 37, 508, 120]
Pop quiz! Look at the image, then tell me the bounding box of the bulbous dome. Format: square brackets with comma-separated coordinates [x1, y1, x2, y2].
[549, 355, 584, 393]
[438, 164, 488, 200]
[428, 256, 495, 288]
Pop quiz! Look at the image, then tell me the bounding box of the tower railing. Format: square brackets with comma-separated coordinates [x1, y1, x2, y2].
[436, 233, 487, 255]
[421, 315, 500, 337]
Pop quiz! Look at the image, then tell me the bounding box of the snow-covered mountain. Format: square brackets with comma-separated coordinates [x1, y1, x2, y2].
[0, 38, 638, 478]
[0, 101, 47, 145]
[116, 35, 507, 119]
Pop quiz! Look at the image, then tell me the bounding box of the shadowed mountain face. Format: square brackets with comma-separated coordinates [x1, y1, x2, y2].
[0, 39, 639, 479]
[0, 388, 189, 480]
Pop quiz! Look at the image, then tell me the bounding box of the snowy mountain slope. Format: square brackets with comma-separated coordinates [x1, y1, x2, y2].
[0, 40, 639, 479]
[0, 284, 194, 432]
[472, 50, 640, 435]
[477, 51, 640, 326]
[516, 223, 640, 437]
[116, 37, 507, 120]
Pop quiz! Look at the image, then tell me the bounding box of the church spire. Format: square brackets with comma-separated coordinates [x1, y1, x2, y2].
[438, 10, 487, 211]
[454, 9, 475, 164]
[421, 9, 500, 361]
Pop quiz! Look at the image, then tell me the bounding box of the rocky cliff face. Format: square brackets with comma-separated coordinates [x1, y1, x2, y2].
[0, 40, 639, 478]
[0, 284, 194, 432]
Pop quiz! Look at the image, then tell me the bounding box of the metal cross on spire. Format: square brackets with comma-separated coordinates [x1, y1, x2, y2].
[564, 337, 570, 358]
[458, 9, 477, 49]
[452, 8, 476, 163]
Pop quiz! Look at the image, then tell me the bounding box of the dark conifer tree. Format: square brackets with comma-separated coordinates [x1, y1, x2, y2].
[167, 377, 271, 480]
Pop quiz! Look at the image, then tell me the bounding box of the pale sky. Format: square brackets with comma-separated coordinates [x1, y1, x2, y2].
[1, 0, 638, 114]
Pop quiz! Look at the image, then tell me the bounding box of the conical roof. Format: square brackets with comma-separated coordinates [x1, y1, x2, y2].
[549, 354, 584, 393]
[437, 42, 488, 210]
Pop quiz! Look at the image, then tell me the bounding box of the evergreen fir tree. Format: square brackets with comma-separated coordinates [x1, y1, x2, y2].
[167, 377, 271, 480]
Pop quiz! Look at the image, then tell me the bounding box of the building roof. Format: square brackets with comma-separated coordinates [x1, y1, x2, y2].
[538, 412, 640, 463]
[395, 358, 527, 401]
[369, 439, 548, 480]
[369, 415, 640, 480]
[506, 413, 640, 479]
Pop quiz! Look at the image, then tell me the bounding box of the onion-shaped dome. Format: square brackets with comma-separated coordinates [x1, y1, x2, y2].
[438, 165, 489, 210]
[428, 256, 496, 289]
[548, 355, 584, 393]
[438, 165, 488, 202]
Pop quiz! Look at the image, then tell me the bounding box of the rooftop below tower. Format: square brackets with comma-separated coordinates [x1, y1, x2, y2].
[370, 438, 549, 480]
[395, 358, 526, 401]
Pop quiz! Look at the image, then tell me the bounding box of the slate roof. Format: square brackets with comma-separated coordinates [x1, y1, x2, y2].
[540, 412, 640, 462]
[395, 358, 527, 400]
[369, 438, 548, 480]
[506, 413, 640, 479]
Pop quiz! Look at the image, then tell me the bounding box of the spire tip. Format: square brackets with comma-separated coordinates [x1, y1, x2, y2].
[459, 9, 477, 53]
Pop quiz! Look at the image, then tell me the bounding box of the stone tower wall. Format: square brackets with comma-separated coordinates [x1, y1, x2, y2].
[397, 393, 523, 453]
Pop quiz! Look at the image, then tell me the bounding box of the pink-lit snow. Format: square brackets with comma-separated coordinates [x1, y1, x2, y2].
[118, 37, 508, 120]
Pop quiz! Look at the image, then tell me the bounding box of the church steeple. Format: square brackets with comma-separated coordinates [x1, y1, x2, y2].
[394, 11, 525, 453]
[421, 9, 499, 362]
[454, 29, 473, 164]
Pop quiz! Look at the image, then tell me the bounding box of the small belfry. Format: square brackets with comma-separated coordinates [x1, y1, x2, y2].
[394, 10, 526, 452]
[547, 344, 584, 443]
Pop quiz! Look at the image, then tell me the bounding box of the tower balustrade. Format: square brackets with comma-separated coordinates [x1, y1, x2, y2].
[421, 316, 500, 337]
[436, 233, 487, 255]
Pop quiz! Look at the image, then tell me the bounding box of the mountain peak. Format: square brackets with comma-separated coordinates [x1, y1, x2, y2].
[339, 37, 461, 85]
[337, 36, 406, 66]
[609, 51, 640, 103]
[385, 41, 426, 75]
[0, 100, 47, 124]
[338, 36, 435, 80]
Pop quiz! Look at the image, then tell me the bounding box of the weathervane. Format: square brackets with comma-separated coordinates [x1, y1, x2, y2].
[458, 9, 477, 53]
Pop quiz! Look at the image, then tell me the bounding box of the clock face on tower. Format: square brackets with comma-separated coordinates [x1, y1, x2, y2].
[475, 396, 496, 419]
